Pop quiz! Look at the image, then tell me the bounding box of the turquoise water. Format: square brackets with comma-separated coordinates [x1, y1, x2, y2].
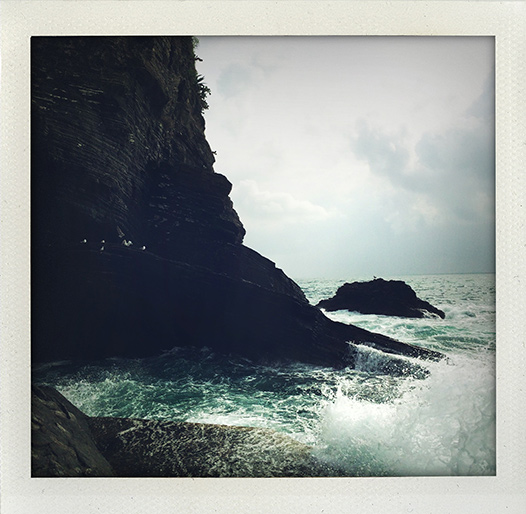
[33, 273, 496, 476]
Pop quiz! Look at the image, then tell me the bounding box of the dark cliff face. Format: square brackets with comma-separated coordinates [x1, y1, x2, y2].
[32, 36, 244, 251]
[31, 36, 441, 367]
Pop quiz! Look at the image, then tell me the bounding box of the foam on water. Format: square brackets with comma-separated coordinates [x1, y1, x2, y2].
[314, 351, 496, 476]
[33, 273, 495, 476]
[34, 349, 495, 475]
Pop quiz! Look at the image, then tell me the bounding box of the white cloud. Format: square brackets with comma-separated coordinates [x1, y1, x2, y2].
[349, 74, 495, 233]
[197, 36, 495, 276]
[234, 180, 336, 225]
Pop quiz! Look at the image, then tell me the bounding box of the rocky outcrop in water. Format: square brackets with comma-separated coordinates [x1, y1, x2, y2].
[32, 386, 340, 477]
[31, 36, 442, 367]
[317, 278, 446, 319]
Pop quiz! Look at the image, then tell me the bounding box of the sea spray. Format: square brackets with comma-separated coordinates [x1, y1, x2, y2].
[32, 273, 495, 476]
[352, 343, 429, 378]
[314, 351, 495, 476]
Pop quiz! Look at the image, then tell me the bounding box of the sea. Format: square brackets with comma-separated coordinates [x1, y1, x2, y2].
[32, 273, 496, 477]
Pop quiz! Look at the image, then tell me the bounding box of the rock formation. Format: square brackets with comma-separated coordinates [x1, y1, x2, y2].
[31, 36, 442, 367]
[32, 386, 340, 477]
[317, 278, 446, 319]
[32, 385, 114, 477]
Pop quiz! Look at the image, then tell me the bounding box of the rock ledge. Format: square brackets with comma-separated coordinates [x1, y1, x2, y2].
[32, 386, 340, 477]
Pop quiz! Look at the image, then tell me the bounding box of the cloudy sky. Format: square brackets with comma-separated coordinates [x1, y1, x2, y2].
[195, 37, 495, 280]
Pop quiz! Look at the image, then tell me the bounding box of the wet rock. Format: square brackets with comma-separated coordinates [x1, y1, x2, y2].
[31, 37, 442, 368]
[31, 386, 114, 477]
[32, 386, 341, 477]
[88, 417, 338, 477]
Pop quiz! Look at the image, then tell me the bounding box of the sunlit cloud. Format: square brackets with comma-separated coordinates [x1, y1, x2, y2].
[234, 180, 337, 225]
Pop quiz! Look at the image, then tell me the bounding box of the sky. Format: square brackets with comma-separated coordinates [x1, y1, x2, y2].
[195, 37, 495, 279]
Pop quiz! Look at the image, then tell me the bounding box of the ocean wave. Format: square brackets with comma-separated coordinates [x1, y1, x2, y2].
[32, 274, 495, 476]
[350, 343, 430, 379]
[314, 351, 496, 476]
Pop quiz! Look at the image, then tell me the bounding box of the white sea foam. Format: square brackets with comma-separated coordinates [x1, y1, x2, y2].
[314, 351, 495, 476]
[33, 273, 495, 477]
[351, 343, 429, 379]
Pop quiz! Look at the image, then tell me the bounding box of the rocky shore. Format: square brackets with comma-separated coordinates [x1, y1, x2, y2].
[32, 385, 341, 477]
[30, 36, 447, 480]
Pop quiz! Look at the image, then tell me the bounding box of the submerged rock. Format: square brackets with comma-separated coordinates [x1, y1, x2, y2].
[32, 386, 340, 477]
[317, 278, 446, 319]
[88, 417, 336, 477]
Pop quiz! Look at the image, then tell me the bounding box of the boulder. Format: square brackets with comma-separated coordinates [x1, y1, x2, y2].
[317, 278, 446, 319]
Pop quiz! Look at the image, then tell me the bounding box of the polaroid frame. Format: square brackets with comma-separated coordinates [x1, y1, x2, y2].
[1, 1, 524, 513]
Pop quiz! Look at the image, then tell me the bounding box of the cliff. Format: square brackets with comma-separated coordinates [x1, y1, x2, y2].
[31, 36, 442, 366]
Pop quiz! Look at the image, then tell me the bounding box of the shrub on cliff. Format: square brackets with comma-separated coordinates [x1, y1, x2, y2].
[191, 37, 211, 112]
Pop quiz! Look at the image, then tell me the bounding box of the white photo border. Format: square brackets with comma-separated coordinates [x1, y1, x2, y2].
[1, 1, 524, 513]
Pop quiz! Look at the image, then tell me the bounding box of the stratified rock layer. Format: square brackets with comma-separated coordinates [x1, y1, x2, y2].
[32, 36, 244, 251]
[32, 386, 340, 477]
[31, 36, 442, 367]
[317, 278, 446, 319]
